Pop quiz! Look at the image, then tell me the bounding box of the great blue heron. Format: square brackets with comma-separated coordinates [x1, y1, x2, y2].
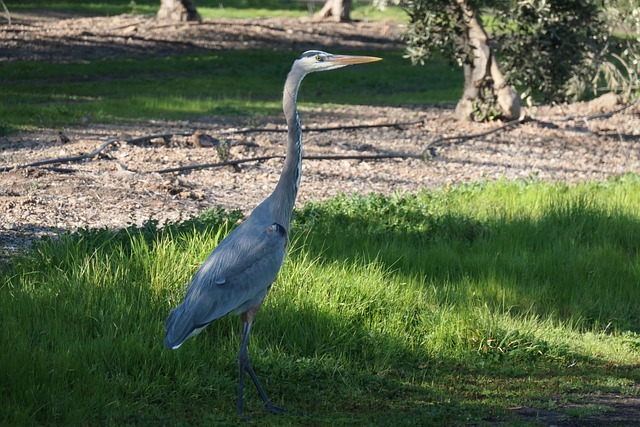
[164, 50, 382, 415]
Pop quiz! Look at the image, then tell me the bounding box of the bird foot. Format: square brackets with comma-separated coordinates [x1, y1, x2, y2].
[238, 403, 287, 421]
[264, 401, 287, 414]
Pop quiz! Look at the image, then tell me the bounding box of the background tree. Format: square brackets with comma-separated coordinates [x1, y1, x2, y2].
[586, 0, 639, 102]
[157, 0, 201, 21]
[494, 0, 606, 103]
[313, 0, 353, 21]
[396, 0, 638, 121]
[1, 0, 10, 25]
[403, 0, 520, 121]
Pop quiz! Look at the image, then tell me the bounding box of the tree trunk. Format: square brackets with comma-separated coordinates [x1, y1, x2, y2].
[313, 0, 352, 22]
[453, 0, 520, 121]
[157, 0, 201, 22]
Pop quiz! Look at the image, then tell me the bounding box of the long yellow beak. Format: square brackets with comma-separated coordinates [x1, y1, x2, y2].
[331, 55, 383, 65]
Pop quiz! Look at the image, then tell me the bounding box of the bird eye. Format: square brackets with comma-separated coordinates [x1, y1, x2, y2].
[315, 54, 324, 62]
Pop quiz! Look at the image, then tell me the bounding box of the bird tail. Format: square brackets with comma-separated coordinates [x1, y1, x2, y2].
[164, 304, 197, 350]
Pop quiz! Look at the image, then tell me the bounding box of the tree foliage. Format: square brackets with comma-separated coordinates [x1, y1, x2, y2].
[400, 0, 639, 104]
[403, 0, 520, 121]
[494, 0, 610, 102]
[495, 1, 600, 101]
[403, 0, 477, 68]
[597, 1, 640, 101]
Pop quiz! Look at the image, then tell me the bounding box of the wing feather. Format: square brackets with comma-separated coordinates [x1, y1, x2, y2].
[164, 220, 287, 349]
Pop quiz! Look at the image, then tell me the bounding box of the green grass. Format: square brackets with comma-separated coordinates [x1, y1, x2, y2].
[0, 50, 461, 131]
[2, 177, 640, 426]
[8, 0, 408, 22]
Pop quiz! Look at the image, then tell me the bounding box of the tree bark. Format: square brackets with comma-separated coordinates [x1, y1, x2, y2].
[157, 0, 201, 22]
[313, 0, 352, 22]
[453, 0, 520, 121]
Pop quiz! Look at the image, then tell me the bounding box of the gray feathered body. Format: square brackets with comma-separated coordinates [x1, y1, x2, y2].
[164, 212, 288, 349]
[164, 63, 304, 350]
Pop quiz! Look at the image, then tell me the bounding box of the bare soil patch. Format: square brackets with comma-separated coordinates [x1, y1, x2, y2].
[0, 14, 639, 423]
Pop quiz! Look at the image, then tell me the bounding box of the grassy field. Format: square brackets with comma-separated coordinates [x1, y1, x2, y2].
[0, 50, 460, 133]
[1, 177, 639, 426]
[9, 0, 408, 22]
[2, 0, 427, 134]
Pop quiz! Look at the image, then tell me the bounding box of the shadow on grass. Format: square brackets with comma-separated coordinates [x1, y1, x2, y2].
[230, 298, 640, 425]
[2, 199, 639, 425]
[292, 196, 640, 333]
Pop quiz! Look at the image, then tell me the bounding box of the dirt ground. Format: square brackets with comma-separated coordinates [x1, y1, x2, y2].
[1, 12, 639, 425]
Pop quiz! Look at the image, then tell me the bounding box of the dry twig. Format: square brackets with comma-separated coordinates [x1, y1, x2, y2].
[537, 101, 638, 123]
[423, 116, 529, 157]
[0, 138, 119, 173]
[154, 153, 422, 174]
[233, 119, 423, 134]
[0, 132, 193, 173]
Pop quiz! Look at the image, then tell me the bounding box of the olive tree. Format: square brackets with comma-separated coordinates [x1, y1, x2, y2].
[313, 0, 353, 21]
[584, 0, 639, 102]
[494, 0, 639, 102]
[389, 0, 638, 120]
[157, 0, 201, 21]
[403, 0, 520, 121]
[494, 0, 603, 103]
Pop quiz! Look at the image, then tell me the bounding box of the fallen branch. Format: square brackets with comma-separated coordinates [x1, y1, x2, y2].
[0, 138, 120, 173]
[0, 132, 193, 173]
[540, 101, 637, 123]
[423, 116, 529, 156]
[154, 153, 422, 174]
[233, 119, 423, 134]
[123, 131, 193, 145]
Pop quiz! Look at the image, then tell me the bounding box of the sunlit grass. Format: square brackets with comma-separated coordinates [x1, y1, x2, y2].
[10, 0, 407, 22]
[0, 50, 461, 130]
[2, 177, 639, 425]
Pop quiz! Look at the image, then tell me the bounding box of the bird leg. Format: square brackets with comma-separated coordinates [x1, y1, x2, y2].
[237, 318, 285, 415]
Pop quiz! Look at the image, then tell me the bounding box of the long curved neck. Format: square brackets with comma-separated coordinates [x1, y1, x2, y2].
[265, 65, 306, 230]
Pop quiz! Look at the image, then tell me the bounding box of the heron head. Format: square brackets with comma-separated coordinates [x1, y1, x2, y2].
[295, 50, 382, 73]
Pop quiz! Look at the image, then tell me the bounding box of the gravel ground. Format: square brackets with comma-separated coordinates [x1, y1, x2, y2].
[2, 98, 638, 257]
